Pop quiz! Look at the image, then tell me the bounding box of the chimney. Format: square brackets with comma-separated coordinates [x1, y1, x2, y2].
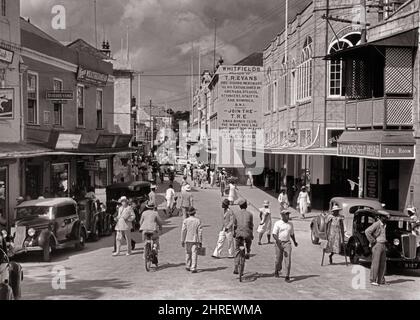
[100, 40, 112, 58]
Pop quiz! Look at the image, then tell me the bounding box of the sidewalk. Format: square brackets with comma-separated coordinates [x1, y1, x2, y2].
[237, 185, 322, 222]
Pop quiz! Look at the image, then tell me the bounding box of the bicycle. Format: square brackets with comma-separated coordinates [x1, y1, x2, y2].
[236, 237, 246, 282]
[144, 232, 158, 272]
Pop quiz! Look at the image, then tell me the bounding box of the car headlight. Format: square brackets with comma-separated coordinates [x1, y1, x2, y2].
[28, 228, 36, 237]
[393, 239, 400, 246]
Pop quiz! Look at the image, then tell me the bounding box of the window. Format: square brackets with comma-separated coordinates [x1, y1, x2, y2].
[53, 79, 63, 126]
[76, 85, 84, 127]
[51, 163, 69, 197]
[299, 129, 312, 147]
[95, 160, 109, 188]
[56, 205, 76, 218]
[273, 81, 278, 110]
[328, 33, 361, 97]
[297, 37, 313, 101]
[96, 89, 103, 129]
[279, 57, 287, 109]
[1, 0, 5, 16]
[291, 68, 297, 106]
[27, 72, 38, 124]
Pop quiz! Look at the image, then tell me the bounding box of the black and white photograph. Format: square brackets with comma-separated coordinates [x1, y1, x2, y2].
[0, 0, 420, 308]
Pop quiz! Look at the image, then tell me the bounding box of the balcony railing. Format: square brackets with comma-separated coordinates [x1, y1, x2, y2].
[345, 97, 413, 129]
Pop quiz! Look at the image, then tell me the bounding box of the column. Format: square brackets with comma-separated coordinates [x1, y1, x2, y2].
[358, 158, 364, 198]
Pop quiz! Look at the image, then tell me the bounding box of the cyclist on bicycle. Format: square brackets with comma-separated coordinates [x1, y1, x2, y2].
[232, 199, 254, 275]
[139, 201, 163, 258]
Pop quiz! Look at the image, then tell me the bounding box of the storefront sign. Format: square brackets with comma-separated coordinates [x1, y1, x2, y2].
[0, 88, 14, 119]
[366, 159, 379, 199]
[216, 65, 263, 147]
[338, 143, 381, 158]
[381, 145, 414, 158]
[84, 162, 99, 171]
[55, 133, 82, 150]
[77, 67, 108, 86]
[46, 90, 74, 101]
[0, 48, 14, 64]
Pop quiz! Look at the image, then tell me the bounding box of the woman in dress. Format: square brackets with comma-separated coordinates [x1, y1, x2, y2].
[326, 205, 345, 264]
[113, 197, 136, 256]
[297, 186, 310, 219]
[247, 171, 254, 189]
[257, 200, 272, 245]
[227, 179, 238, 205]
[278, 189, 289, 211]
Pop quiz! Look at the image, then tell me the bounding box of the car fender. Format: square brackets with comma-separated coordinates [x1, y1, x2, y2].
[37, 229, 54, 248]
[71, 221, 82, 238]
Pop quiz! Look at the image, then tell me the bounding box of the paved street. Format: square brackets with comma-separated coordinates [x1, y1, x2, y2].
[18, 177, 420, 300]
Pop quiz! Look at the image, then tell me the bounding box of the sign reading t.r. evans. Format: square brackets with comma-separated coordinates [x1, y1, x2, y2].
[0, 48, 14, 64]
[77, 67, 108, 86]
[216, 65, 263, 147]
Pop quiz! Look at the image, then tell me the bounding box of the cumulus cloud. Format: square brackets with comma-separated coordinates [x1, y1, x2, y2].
[20, 0, 311, 110]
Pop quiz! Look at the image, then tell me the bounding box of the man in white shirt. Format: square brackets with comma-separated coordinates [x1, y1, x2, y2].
[272, 210, 298, 282]
[165, 184, 176, 216]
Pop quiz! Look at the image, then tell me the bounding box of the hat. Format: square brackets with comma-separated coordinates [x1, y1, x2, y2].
[16, 196, 24, 201]
[146, 201, 154, 209]
[263, 200, 270, 207]
[301, 186, 306, 190]
[187, 207, 197, 215]
[184, 185, 191, 191]
[238, 199, 247, 206]
[118, 196, 128, 203]
[281, 210, 291, 216]
[222, 199, 230, 207]
[331, 204, 341, 212]
[376, 210, 390, 218]
[150, 184, 157, 189]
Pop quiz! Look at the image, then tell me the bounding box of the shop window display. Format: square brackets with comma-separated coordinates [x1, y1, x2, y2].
[51, 163, 69, 197]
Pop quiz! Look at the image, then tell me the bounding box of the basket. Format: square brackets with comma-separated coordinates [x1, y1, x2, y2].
[197, 247, 206, 256]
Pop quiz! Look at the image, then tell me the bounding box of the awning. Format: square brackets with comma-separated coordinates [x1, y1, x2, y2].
[241, 145, 338, 156]
[0, 143, 57, 159]
[337, 130, 415, 159]
[325, 29, 418, 60]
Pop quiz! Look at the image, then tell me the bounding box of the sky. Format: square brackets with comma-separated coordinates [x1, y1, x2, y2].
[21, 0, 311, 111]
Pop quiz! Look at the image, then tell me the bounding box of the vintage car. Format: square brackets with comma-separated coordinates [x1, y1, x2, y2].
[105, 181, 151, 218]
[310, 197, 384, 245]
[11, 198, 87, 262]
[0, 230, 23, 300]
[77, 199, 113, 241]
[347, 209, 420, 268]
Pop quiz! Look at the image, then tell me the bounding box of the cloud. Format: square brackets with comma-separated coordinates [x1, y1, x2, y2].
[20, 0, 311, 110]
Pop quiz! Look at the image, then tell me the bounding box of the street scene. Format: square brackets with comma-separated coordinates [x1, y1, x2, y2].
[1, 0, 420, 302]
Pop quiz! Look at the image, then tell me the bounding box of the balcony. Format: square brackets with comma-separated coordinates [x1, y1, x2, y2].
[345, 97, 413, 130]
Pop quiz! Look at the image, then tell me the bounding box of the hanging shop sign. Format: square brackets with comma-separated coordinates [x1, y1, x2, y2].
[77, 67, 108, 86]
[55, 133, 82, 150]
[84, 161, 99, 172]
[365, 159, 379, 199]
[46, 90, 74, 101]
[0, 88, 14, 119]
[0, 48, 14, 64]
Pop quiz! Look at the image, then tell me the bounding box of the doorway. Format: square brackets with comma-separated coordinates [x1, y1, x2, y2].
[381, 160, 399, 210]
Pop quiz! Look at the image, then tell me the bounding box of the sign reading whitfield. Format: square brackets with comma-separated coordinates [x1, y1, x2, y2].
[77, 67, 108, 86]
[216, 65, 263, 147]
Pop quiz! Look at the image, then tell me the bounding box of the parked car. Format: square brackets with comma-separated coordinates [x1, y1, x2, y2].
[310, 197, 384, 245]
[77, 199, 113, 241]
[105, 181, 151, 219]
[11, 198, 87, 262]
[347, 208, 420, 268]
[0, 230, 22, 300]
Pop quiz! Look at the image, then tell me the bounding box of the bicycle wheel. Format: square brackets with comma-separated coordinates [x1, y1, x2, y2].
[145, 242, 152, 272]
[239, 251, 245, 282]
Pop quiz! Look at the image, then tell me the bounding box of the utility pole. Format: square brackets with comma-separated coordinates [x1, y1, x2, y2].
[150, 99, 153, 153]
[94, 0, 98, 48]
[213, 18, 217, 72]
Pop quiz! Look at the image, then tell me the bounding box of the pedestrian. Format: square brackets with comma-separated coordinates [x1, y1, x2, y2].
[272, 210, 298, 282]
[140, 200, 163, 259]
[148, 184, 157, 210]
[212, 199, 234, 259]
[233, 199, 254, 274]
[219, 169, 227, 197]
[201, 169, 208, 189]
[210, 170, 215, 188]
[181, 207, 203, 273]
[326, 205, 345, 264]
[159, 165, 165, 183]
[297, 186, 310, 219]
[257, 200, 272, 245]
[365, 211, 390, 286]
[228, 179, 238, 205]
[278, 189, 289, 211]
[179, 184, 193, 219]
[412, 222, 420, 257]
[247, 171, 254, 188]
[113, 196, 136, 256]
[264, 173, 269, 190]
[181, 176, 188, 190]
[165, 184, 176, 216]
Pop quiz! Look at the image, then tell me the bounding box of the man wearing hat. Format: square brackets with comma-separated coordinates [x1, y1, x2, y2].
[232, 199, 254, 274]
[181, 207, 203, 273]
[179, 184, 194, 219]
[257, 200, 272, 245]
[148, 184, 157, 211]
[140, 200, 163, 259]
[272, 210, 298, 282]
[212, 199, 235, 259]
[365, 210, 390, 286]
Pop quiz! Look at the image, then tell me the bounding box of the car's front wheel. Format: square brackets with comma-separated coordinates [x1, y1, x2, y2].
[311, 225, 320, 245]
[43, 239, 53, 262]
[348, 241, 359, 264]
[75, 229, 86, 250]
